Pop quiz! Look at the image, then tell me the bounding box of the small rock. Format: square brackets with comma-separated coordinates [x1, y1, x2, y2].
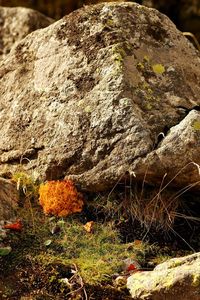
[127, 252, 200, 300]
[0, 6, 53, 60]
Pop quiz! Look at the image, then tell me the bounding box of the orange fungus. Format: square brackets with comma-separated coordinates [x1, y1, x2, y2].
[39, 180, 84, 217]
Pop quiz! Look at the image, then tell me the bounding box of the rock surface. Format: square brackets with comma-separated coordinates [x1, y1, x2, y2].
[0, 0, 126, 19]
[0, 6, 53, 60]
[143, 0, 200, 41]
[127, 252, 200, 300]
[0, 2, 200, 191]
[0, 177, 18, 220]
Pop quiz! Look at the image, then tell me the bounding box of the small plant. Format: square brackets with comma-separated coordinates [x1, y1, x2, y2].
[128, 186, 179, 231]
[39, 180, 84, 217]
[12, 172, 39, 230]
[12, 172, 39, 199]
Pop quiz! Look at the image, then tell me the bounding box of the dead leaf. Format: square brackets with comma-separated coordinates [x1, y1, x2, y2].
[134, 240, 142, 245]
[3, 219, 22, 232]
[83, 221, 94, 233]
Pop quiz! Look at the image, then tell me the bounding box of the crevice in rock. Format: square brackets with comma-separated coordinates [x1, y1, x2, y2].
[176, 105, 200, 115]
[0, 146, 44, 165]
[153, 125, 170, 150]
[152, 105, 200, 151]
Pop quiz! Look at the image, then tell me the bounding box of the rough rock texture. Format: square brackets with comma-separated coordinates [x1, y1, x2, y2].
[0, 0, 126, 19]
[143, 0, 200, 41]
[127, 252, 200, 300]
[0, 178, 18, 220]
[0, 6, 53, 60]
[0, 2, 200, 191]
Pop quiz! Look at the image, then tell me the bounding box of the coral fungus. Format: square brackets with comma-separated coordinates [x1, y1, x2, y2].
[39, 180, 84, 217]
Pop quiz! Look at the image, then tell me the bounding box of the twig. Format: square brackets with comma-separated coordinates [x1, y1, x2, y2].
[66, 263, 88, 300]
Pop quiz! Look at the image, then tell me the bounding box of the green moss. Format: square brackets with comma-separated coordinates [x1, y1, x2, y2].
[113, 53, 123, 64]
[51, 221, 135, 284]
[111, 44, 131, 75]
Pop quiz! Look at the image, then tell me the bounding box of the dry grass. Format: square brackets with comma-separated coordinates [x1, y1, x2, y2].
[92, 162, 200, 237]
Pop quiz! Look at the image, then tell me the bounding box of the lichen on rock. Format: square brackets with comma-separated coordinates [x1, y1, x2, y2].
[0, 6, 53, 60]
[0, 2, 200, 191]
[127, 252, 200, 300]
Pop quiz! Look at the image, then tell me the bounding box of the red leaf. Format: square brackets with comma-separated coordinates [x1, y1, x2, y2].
[127, 264, 137, 272]
[3, 220, 22, 232]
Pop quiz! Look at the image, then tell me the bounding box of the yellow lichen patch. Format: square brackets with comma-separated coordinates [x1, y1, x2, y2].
[112, 45, 126, 65]
[145, 103, 153, 110]
[85, 105, 92, 113]
[137, 62, 145, 70]
[147, 88, 153, 94]
[77, 99, 84, 107]
[143, 55, 150, 62]
[192, 273, 200, 287]
[142, 82, 149, 89]
[106, 19, 114, 27]
[163, 272, 176, 289]
[152, 64, 165, 75]
[192, 120, 200, 131]
[39, 180, 84, 217]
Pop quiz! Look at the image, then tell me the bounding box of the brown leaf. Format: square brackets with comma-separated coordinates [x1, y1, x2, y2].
[83, 221, 94, 233]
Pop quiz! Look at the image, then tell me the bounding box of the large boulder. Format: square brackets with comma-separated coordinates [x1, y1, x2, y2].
[0, 178, 18, 220]
[0, 6, 53, 60]
[127, 252, 200, 300]
[0, 0, 126, 19]
[0, 2, 200, 191]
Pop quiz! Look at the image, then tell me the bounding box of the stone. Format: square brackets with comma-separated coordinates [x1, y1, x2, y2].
[127, 252, 200, 300]
[0, 0, 126, 19]
[132, 109, 200, 187]
[143, 0, 200, 41]
[0, 6, 53, 60]
[0, 2, 200, 191]
[0, 177, 19, 220]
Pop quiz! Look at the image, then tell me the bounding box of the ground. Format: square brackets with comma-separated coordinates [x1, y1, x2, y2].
[0, 179, 199, 300]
